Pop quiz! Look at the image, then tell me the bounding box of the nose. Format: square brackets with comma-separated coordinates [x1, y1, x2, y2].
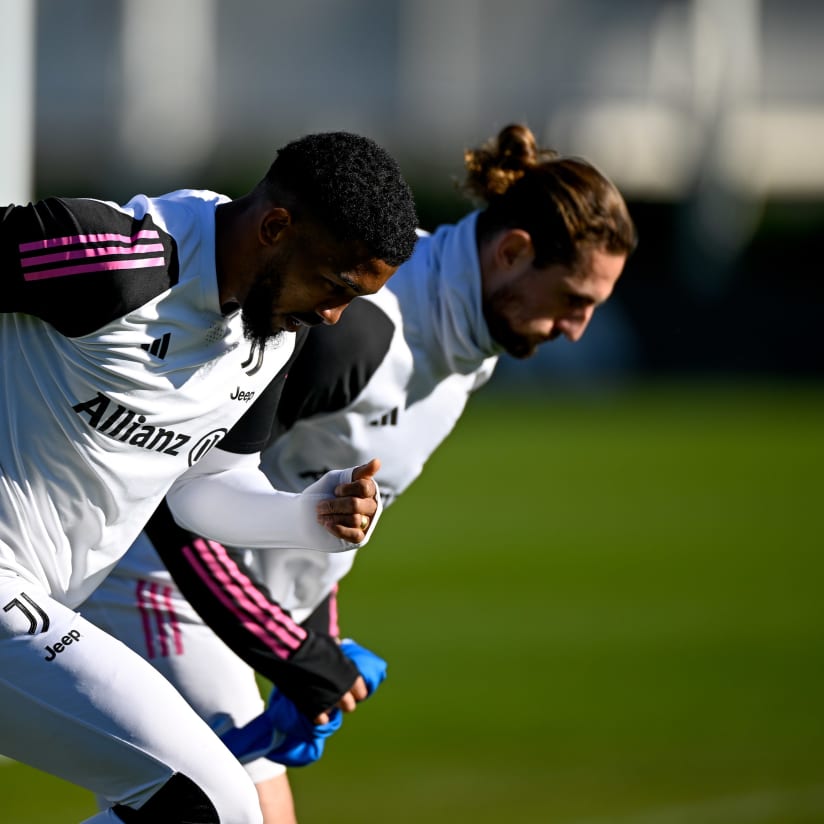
[317, 303, 348, 326]
[558, 309, 594, 343]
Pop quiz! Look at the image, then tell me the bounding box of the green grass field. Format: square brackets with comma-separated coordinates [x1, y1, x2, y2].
[3, 380, 823, 823]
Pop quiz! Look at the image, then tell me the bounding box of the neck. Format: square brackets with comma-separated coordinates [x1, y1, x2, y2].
[214, 198, 249, 308]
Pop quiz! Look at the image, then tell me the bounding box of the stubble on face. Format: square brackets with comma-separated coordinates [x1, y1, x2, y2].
[240, 260, 286, 348]
[483, 282, 549, 359]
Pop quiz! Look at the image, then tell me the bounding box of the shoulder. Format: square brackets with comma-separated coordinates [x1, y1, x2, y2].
[277, 299, 397, 428]
[2, 196, 183, 335]
[120, 189, 228, 232]
[309, 297, 396, 371]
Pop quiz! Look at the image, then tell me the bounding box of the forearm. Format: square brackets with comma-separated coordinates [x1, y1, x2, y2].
[147, 501, 361, 718]
[167, 447, 372, 553]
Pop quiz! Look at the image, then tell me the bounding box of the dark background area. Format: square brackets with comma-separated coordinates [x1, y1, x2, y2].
[6, 0, 819, 390]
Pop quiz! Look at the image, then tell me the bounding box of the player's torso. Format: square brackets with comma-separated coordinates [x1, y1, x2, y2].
[0, 255, 293, 607]
[253, 288, 496, 619]
[264, 286, 496, 506]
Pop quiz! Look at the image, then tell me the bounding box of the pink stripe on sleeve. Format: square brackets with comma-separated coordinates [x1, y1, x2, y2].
[182, 539, 306, 660]
[18, 230, 160, 253]
[23, 256, 166, 281]
[162, 585, 184, 655]
[148, 582, 170, 657]
[329, 584, 340, 638]
[21, 243, 166, 267]
[136, 580, 156, 660]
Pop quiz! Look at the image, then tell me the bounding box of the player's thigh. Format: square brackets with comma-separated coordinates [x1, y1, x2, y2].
[86, 568, 286, 788]
[0, 577, 261, 823]
[84, 571, 266, 732]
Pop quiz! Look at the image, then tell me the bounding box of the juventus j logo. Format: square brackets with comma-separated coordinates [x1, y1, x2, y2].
[3, 591, 50, 634]
[241, 340, 265, 376]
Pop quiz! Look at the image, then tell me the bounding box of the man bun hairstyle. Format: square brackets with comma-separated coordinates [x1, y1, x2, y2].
[264, 132, 418, 266]
[463, 123, 560, 199]
[464, 124, 637, 268]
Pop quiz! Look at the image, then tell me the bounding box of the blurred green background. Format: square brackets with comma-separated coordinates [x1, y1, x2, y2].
[5, 382, 823, 823]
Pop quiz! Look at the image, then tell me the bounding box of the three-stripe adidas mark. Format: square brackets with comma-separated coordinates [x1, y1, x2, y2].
[141, 333, 171, 359]
[18, 229, 165, 282]
[369, 408, 398, 427]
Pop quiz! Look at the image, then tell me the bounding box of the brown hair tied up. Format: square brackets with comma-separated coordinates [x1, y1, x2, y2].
[463, 124, 559, 201]
[465, 124, 637, 268]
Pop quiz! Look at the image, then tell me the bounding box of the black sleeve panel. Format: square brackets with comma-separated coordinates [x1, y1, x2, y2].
[146, 499, 359, 718]
[300, 591, 336, 635]
[1, 197, 178, 336]
[219, 326, 310, 455]
[272, 298, 395, 438]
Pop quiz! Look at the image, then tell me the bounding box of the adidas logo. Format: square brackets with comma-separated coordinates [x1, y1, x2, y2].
[141, 333, 171, 359]
[369, 408, 398, 427]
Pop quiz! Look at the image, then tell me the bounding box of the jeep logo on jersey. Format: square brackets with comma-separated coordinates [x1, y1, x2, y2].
[187, 428, 228, 466]
[43, 629, 83, 661]
[73, 392, 191, 456]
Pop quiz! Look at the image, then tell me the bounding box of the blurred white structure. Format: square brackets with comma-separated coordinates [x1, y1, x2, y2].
[11, 0, 824, 200]
[548, 0, 824, 199]
[0, 0, 35, 203]
[118, 0, 218, 177]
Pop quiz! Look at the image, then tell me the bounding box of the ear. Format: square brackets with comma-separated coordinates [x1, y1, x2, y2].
[495, 229, 534, 269]
[260, 207, 291, 246]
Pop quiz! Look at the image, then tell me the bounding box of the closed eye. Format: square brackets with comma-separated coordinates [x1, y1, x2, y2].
[324, 277, 359, 300]
[338, 273, 367, 296]
[567, 294, 593, 310]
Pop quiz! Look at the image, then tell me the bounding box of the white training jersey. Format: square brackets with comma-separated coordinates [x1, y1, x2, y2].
[83, 210, 503, 720]
[254, 211, 500, 616]
[0, 190, 295, 607]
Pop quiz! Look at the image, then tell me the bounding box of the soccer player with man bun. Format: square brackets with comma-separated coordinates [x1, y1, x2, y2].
[84, 123, 637, 823]
[0, 131, 418, 824]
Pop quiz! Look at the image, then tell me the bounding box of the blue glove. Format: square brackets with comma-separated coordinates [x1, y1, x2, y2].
[264, 641, 387, 767]
[264, 700, 343, 767]
[220, 638, 387, 767]
[339, 638, 387, 696]
[221, 688, 342, 767]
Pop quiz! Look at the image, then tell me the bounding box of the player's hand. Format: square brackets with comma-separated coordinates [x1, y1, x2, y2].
[313, 639, 388, 723]
[312, 675, 368, 725]
[222, 688, 343, 767]
[315, 458, 381, 543]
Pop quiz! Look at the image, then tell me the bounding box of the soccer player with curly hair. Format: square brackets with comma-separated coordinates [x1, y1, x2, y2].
[0, 131, 417, 823]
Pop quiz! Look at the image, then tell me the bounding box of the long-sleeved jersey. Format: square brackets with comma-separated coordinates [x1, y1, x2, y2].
[0, 190, 300, 607]
[91, 210, 501, 716]
[255, 210, 501, 616]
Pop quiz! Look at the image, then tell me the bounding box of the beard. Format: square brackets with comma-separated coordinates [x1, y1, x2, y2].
[241, 264, 286, 348]
[483, 287, 539, 359]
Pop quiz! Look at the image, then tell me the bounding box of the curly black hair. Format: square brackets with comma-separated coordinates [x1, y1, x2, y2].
[263, 132, 418, 267]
